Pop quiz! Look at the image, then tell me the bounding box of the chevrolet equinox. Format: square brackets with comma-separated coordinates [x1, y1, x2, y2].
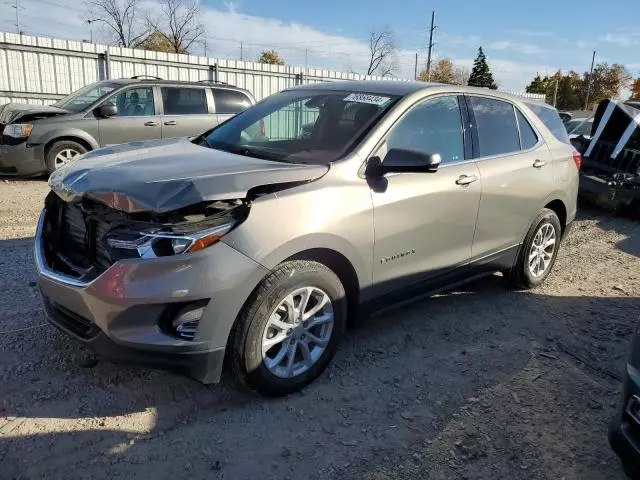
[36, 81, 579, 396]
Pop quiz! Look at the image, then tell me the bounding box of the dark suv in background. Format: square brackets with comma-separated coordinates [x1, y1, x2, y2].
[0, 77, 255, 175]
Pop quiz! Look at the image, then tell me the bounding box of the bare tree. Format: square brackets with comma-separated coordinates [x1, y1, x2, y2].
[453, 66, 470, 85]
[366, 28, 397, 77]
[85, 0, 150, 47]
[148, 0, 205, 54]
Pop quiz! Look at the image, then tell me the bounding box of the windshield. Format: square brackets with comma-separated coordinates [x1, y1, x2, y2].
[53, 82, 119, 113]
[201, 89, 399, 164]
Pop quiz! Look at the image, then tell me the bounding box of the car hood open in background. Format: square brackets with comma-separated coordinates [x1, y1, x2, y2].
[0, 103, 69, 126]
[48, 137, 329, 213]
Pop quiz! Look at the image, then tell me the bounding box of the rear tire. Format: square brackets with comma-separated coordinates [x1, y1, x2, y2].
[506, 208, 562, 290]
[45, 140, 87, 174]
[229, 260, 346, 396]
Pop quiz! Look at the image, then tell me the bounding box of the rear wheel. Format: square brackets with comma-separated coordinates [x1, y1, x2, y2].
[506, 208, 562, 289]
[229, 260, 346, 396]
[45, 140, 87, 174]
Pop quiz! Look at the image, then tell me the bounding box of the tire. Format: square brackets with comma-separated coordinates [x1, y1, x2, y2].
[229, 260, 346, 396]
[506, 208, 562, 290]
[45, 140, 87, 174]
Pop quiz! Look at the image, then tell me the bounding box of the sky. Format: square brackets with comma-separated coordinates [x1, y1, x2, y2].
[1, 0, 639, 92]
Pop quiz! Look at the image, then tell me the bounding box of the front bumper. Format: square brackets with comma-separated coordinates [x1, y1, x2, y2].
[0, 141, 46, 176]
[35, 210, 269, 383]
[610, 363, 640, 477]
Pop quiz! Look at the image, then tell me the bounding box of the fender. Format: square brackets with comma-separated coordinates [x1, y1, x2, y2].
[31, 127, 100, 151]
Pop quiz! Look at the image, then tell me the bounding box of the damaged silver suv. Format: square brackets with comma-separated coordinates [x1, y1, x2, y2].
[36, 81, 579, 395]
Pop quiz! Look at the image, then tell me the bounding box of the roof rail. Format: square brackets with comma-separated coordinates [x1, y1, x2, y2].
[197, 79, 229, 86]
[131, 75, 163, 80]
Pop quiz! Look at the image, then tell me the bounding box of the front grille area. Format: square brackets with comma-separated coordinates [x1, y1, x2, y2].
[42, 192, 139, 281]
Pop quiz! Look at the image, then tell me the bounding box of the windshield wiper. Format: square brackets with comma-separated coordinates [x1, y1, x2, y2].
[194, 134, 213, 149]
[236, 146, 289, 162]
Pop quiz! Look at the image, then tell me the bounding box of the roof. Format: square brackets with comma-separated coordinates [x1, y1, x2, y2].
[103, 78, 250, 92]
[287, 80, 552, 106]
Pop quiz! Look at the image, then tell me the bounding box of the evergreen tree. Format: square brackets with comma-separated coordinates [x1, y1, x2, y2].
[468, 47, 497, 89]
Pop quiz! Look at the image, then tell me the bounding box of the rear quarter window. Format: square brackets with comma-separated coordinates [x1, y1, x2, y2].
[525, 102, 570, 143]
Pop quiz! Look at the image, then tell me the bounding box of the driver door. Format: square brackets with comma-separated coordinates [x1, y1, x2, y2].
[97, 86, 162, 146]
[371, 95, 481, 295]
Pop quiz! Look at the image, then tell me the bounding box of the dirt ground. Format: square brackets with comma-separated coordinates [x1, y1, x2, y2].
[0, 178, 638, 480]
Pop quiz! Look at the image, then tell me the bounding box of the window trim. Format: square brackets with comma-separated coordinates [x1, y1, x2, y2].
[464, 94, 544, 162]
[158, 85, 211, 117]
[514, 106, 540, 150]
[368, 93, 472, 170]
[211, 87, 254, 115]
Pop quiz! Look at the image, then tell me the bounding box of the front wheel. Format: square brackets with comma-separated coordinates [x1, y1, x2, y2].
[45, 140, 87, 174]
[229, 260, 346, 396]
[506, 208, 562, 289]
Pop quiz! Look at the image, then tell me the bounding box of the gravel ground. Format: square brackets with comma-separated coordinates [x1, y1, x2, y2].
[0, 178, 638, 480]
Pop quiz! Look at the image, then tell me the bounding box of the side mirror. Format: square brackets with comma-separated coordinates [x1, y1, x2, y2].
[95, 103, 118, 118]
[367, 148, 441, 177]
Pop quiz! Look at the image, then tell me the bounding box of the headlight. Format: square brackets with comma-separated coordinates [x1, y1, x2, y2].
[106, 222, 234, 258]
[4, 124, 33, 138]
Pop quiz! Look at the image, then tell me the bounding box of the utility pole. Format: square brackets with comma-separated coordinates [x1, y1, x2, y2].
[240, 41, 243, 61]
[584, 50, 596, 110]
[553, 78, 558, 107]
[203, 39, 207, 57]
[414, 52, 418, 80]
[426, 10, 436, 81]
[305, 48, 308, 70]
[13, 0, 20, 34]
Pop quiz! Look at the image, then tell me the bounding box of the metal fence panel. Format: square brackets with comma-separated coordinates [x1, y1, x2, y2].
[0, 31, 545, 106]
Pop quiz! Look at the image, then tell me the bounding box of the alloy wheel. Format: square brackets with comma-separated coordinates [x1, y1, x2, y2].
[528, 222, 556, 278]
[261, 286, 334, 379]
[54, 148, 80, 169]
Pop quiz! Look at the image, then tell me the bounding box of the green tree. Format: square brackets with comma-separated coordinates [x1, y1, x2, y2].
[258, 50, 285, 65]
[584, 63, 631, 108]
[630, 78, 640, 101]
[525, 75, 549, 95]
[467, 47, 497, 89]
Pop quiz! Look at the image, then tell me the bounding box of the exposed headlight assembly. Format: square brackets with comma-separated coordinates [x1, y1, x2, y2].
[4, 124, 33, 138]
[106, 222, 235, 258]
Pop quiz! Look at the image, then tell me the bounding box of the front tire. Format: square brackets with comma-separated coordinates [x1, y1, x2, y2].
[507, 208, 562, 289]
[45, 140, 87, 174]
[229, 260, 346, 396]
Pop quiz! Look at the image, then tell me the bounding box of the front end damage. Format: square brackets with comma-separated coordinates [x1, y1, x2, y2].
[579, 100, 640, 214]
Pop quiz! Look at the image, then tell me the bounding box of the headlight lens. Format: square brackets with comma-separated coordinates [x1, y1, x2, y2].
[106, 222, 235, 258]
[4, 124, 33, 138]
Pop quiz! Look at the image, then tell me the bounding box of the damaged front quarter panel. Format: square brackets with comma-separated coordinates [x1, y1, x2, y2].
[47, 137, 330, 213]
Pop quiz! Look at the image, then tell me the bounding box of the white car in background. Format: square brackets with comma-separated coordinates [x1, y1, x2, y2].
[565, 117, 594, 140]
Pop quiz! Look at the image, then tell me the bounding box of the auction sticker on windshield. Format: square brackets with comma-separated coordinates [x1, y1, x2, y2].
[344, 93, 391, 106]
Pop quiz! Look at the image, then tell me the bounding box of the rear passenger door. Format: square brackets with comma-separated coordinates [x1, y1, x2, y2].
[467, 95, 555, 260]
[212, 88, 253, 123]
[159, 86, 216, 138]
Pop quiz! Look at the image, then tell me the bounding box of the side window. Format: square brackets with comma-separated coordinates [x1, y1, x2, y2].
[468, 97, 520, 157]
[385, 95, 464, 164]
[213, 89, 252, 114]
[516, 109, 538, 150]
[109, 87, 155, 117]
[161, 87, 208, 115]
[525, 102, 570, 143]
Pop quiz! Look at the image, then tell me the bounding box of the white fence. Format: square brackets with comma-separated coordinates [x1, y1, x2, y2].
[0, 31, 545, 106]
[0, 31, 399, 106]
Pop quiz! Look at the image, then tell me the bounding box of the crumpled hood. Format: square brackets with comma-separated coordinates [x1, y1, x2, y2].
[0, 103, 68, 125]
[48, 137, 329, 213]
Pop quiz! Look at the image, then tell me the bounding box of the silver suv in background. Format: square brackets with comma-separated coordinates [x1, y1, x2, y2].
[0, 77, 254, 175]
[36, 81, 579, 396]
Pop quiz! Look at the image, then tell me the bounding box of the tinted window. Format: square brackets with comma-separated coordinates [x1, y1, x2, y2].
[386, 95, 464, 164]
[214, 89, 252, 114]
[161, 87, 208, 115]
[525, 102, 570, 143]
[469, 97, 520, 157]
[109, 87, 155, 116]
[516, 109, 538, 149]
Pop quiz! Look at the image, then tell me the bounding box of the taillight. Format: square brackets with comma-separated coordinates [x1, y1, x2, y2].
[259, 119, 265, 137]
[572, 151, 582, 170]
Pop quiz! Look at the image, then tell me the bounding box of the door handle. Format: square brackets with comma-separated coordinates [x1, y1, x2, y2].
[144, 121, 159, 127]
[164, 121, 177, 126]
[455, 174, 478, 186]
[533, 159, 547, 168]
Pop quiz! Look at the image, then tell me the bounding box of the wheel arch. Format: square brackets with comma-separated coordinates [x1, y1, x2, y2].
[44, 135, 94, 155]
[543, 199, 567, 235]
